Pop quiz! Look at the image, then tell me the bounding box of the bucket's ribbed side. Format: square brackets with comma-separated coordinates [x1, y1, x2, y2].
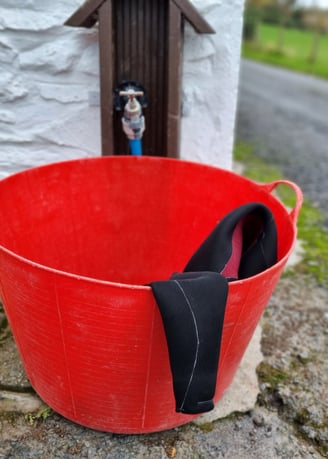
[0, 157, 301, 433]
[0, 250, 76, 419]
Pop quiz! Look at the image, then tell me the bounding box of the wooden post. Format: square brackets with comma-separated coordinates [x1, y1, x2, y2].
[173, 0, 215, 34]
[65, 0, 215, 158]
[65, 0, 104, 27]
[98, 0, 114, 155]
[167, 1, 182, 158]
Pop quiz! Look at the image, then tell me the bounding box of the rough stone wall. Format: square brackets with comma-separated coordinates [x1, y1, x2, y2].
[0, 0, 244, 178]
[181, 0, 245, 169]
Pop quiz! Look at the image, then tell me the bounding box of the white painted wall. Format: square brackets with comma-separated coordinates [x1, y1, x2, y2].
[182, 0, 245, 168]
[0, 0, 245, 178]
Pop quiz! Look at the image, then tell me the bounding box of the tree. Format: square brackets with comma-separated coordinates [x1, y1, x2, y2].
[244, 0, 278, 43]
[308, 6, 324, 63]
[276, 0, 297, 50]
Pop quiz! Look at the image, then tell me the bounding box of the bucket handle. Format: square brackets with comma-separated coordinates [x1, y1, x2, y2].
[260, 179, 303, 226]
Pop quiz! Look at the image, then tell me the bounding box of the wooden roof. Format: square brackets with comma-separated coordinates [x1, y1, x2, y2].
[65, 0, 215, 34]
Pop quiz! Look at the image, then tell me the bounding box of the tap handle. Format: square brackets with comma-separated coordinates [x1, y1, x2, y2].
[119, 90, 144, 109]
[119, 90, 144, 99]
[114, 81, 147, 111]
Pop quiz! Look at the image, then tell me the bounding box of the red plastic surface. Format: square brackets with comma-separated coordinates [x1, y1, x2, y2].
[0, 157, 302, 433]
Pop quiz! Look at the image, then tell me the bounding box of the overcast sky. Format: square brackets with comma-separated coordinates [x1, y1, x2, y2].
[296, 0, 328, 8]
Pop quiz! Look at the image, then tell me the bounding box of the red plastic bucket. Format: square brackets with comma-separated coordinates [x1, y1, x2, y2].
[0, 157, 302, 433]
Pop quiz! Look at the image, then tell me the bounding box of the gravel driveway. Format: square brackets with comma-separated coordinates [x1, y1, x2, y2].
[236, 59, 328, 219]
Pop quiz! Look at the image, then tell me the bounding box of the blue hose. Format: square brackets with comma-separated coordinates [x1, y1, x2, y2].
[129, 139, 142, 156]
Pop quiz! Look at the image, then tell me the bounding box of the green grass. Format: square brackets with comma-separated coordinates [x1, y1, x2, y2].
[257, 362, 290, 388]
[243, 23, 328, 80]
[234, 142, 328, 285]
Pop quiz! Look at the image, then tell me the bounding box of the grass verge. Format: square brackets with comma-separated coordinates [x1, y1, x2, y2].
[242, 23, 328, 81]
[234, 142, 328, 285]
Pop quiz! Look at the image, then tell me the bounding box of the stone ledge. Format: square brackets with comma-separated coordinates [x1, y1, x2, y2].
[0, 391, 45, 414]
[194, 324, 263, 425]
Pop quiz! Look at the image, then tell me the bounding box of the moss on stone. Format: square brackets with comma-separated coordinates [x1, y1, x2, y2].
[197, 422, 215, 433]
[257, 362, 289, 388]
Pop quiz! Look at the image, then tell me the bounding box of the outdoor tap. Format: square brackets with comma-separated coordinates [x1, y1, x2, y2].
[119, 89, 145, 140]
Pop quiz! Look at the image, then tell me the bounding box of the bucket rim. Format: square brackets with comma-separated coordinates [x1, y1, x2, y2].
[0, 156, 302, 291]
[0, 232, 297, 291]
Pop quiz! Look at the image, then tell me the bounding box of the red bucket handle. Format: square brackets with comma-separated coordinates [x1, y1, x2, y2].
[260, 179, 303, 226]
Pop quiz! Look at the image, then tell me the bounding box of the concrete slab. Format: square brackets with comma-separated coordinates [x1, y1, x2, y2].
[194, 324, 263, 424]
